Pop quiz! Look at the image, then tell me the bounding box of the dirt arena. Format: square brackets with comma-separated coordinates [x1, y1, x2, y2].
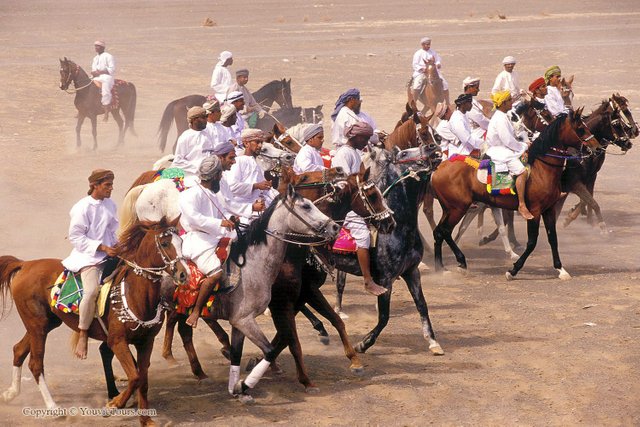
[1, 1, 639, 425]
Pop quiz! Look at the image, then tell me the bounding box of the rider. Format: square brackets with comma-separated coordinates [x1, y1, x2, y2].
[544, 66, 570, 117]
[331, 88, 379, 149]
[528, 77, 548, 106]
[491, 56, 525, 106]
[293, 123, 326, 173]
[433, 103, 455, 158]
[213, 139, 238, 171]
[204, 100, 234, 153]
[410, 37, 450, 106]
[485, 91, 534, 220]
[227, 69, 265, 128]
[91, 40, 116, 120]
[463, 77, 490, 140]
[331, 122, 388, 297]
[172, 106, 214, 187]
[221, 129, 278, 223]
[62, 169, 118, 360]
[210, 50, 233, 103]
[180, 156, 237, 328]
[225, 91, 246, 152]
[448, 94, 485, 158]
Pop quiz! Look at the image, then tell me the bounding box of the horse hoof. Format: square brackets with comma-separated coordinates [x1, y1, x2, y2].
[305, 385, 321, 394]
[456, 266, 468, 276]
[1, 388, 18, 402]
[505, 271, 516, 281]
[350, 365, 365, 376]
[429, 342, 445, 355]
[557, 268, 572, 281]
[197, 376, 212, 385]
[237, 393, 255, 404]
[318, 335, 330, 345]
[163, 355, 178, 366]
[354, 342, 367, 354]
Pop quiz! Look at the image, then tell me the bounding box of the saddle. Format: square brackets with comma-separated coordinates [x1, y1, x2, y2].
[92, 78, 128, 109]
[449, 154, 516, 195]
[331, 228, 358, 254]
[50, 271, 112, 317]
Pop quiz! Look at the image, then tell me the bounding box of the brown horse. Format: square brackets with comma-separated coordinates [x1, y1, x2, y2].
[157, 79, 293, 151]
[431, 109, 600, 280]
[0, 218, 187, 426]
[408, 62, 447, 118]
[386, 102, 436, 151]
[59, 58, 137, 149]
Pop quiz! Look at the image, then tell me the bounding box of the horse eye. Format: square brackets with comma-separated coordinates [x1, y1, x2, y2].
[302, 203, 311, 210]
[160, 240, 170, 248]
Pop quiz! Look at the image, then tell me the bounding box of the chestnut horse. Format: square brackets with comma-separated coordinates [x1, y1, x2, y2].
[431, 109, 599, 280]
[157, 79, 293, 151]
[59, 58, 137, 149]
[0, 218, 188, 426]
[408, 62, 446, 118]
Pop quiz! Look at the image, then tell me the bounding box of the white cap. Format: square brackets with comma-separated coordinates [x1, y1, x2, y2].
[502, 56, 517, 65]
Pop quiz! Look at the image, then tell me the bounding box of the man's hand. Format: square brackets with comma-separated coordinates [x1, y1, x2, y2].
[221, 219, 235, 230]
[252, 199, 266, 212]
[98, 244, 118, 257]
[252, 180, 272, 191]
[258, 110, 266, 119]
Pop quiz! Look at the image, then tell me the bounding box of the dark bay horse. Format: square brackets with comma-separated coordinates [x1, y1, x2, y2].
[431, 110, 600, 280]
[255, 105, 324, 132]
[59, 58, 137, 149]
[0, 218, 187, 426]
[157, 79, 293, 151]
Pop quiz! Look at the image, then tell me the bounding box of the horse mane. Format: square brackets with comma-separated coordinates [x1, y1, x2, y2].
[528, 113, 568, 163]
[229, 194, 283, 265]
[386, 119, 416, 149]
[117, 217, 170, 260]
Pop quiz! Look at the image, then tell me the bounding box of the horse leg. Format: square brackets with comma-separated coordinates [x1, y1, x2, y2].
[299, 304, 330, 344]
[231, 318, 278, 398]
[355, 285, 392, 353]
[490, 207, 519, 260]
[476, 204, 485, 237]
[203, 318, 231, 360]
[503, 210, 522, 250]
[334, 270, 348, 319]
[133, 339, 155, 426]
[111, 109, 125, 145]
[305, 285, 364, 373]
[75, 114, 86, 148]
[228, 327, 245, 397]
[453, 205, 480, 244]
[99, 341, 120, 400]
[555, 192, 569, 221]
[27, 329, 59, 410]
[161, 310, 178, 363]
[542, 208, 571, 280]
[571, 183, 607, 234]
[402, 266, 443, 355]
[506, 218, 541, 280]
[106, 337, 141, 409]
[1, 333, 30, 402]
[90, 115, 98, 150]
[422, 185, 438, 231]
[176, 315, 208, 380]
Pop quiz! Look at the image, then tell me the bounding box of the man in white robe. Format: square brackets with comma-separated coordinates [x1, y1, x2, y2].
[544, 66, 570, 117]
[226, 91, 246, 152]
[492, 56, 525, 105]
[204, 101, 235, 153]
[221, 130, 278, 223]
[463, 76, 490, 140]
[293, 124, 326, 173]
[528, 77, 548, 105]
[172, 106, 214, 187]
[448, 94, 485, 158]
[331, 122, 388, 297]
[410, 37, 449, 105]
[330, 88, 378, 149]
[227, 69, 265, 128]
[433, 103, 454, 157]
[485, 91, 533, 220]
[180, 157, 237, 328]
[62, 169, 118, 359]
[91, 40, 115, 118]
[210, 51, 233, 103]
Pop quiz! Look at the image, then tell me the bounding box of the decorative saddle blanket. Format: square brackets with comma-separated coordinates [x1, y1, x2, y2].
[174, 237, 236, 316]
[50, 271, 112, 317]
[449, 154, 516, 196]
[93, 79, 129, 109]
[153, 167, 186, 192]
[331, 227, 358, 254]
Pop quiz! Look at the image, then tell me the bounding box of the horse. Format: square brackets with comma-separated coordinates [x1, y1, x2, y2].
[157, 79, 293, 151]
[431, 109, 600, 280]
[408, 62, 446, 118]
[0, 217, 187, 426]
[255, 105, 324, 132]
[386, 103, 437, 151]
[59, 58, 137, 149]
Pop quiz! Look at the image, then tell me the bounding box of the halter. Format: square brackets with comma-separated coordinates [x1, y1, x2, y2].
[274, 131, 303, 153]
[264, 198, 336, 245]
[61, 62, 93, 94]
[353, 174, 393, 222]
[118, 227, 185, 282]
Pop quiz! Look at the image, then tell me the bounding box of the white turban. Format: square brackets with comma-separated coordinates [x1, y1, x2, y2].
[502, 56, 516, 65]
[241, 128, 265, 143]
[462, 76, 480, 90]
[220, 104, 236, 121]
[198, 156, 222, 181]
[420, 36, 431, 44]
[94, 40, 105, 47]
[302, 123, 323, 142]
[218, 50, 233, 62]
[225, 91, 244, 103]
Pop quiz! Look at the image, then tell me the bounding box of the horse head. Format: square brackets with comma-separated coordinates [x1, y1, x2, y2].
[279, 78, 293, 109]
[59, 57, 75, 90]
[271, 122, 303, 153]
[568, 107, 600, 151]
[611, 93, 639, 140]
[257, 142, 295, 176]
[345, 168, 395, 233]
[281, 184, 340, 240]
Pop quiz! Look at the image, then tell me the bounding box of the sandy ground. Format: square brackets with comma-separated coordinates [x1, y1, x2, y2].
[1, 0, 640, 425]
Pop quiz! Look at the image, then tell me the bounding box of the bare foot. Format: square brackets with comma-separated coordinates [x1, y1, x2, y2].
[518, 205, 534, 220]
[74, 331, 89, 360]
[186, 312, 199, 328]
[364, 280, 388, 296]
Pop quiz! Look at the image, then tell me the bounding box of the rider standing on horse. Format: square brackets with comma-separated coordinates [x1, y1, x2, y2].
[91, 40, 115, 119]
[331, 122, 388, 297]
[293, 124, 326, 173]
[211, 50, 233, 103]
[227, 69, 266, 128]
[62, 169, 118, 359]
[172, 106, 215, 187]
[331, 88, 379, 149]
[485, 91, 534, 220]
[181, 156, 237, 328]
[463, 77, 490, 140]
[448, 94, 485, 158]
[411, 37, 450, 106]
[492, 56, 525, 107]
[544, 66, 570, 117]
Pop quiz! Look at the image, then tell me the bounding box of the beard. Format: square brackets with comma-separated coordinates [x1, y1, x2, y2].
[211, 180, 221, 193]
[194, 121, 207, 131]
[352, 105, 361, 115]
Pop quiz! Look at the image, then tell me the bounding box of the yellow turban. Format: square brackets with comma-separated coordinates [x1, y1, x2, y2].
[544, 65, 561, 84]
[491, 90, 511, 109]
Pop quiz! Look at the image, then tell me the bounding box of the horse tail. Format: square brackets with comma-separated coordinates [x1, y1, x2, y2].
[125, 83, 137, 137]
[119, 185, 147, 237]
[158, 98, 180, 152]
[0, 255, 23, 319]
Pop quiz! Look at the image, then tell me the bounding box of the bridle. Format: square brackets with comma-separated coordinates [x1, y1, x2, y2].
[118, 227, 184, 282]
[264, 198, 336, 245]
[352, 174, 393, 222]
[60, 61, 93, 94]
[274, 131, 303, 153]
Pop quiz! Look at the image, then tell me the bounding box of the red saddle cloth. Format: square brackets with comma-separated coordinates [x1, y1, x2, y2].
[174, 237, 231, 315]
[320, 147, 332, 169]
[331, 227, 358, 254]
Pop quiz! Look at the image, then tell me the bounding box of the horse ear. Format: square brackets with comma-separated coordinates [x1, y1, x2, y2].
[286, 183, 296, 201]
[406, 103, 412, 115]
[272, 123, 282, 137]
[410, 99, 418, 113]
[316, 105, 323, 112]
[566, 75, 574, 85]
[362, 166, 371, 182]
[412, 112, 420, 124]
[169, 215, 181, 228]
